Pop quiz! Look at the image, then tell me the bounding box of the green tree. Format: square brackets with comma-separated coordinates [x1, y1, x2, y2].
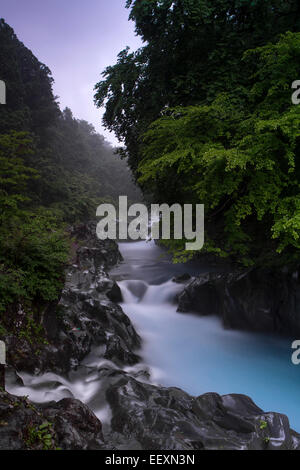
[138, 32, 300, 266]
[0, 131, 37, 223]
[95, 0, 300, 172]
[0, 20, 141, 340]
[0, 132, 69, 327]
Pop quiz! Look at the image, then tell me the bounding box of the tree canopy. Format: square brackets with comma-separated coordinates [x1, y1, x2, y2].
[95, 0, 300, 170]
[96, 0, 300, 267]
[0, 19, 141, 339]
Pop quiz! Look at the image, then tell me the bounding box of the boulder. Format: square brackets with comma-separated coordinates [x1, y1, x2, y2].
[0, 390, 105, 450]
[5, 222, 140, 374]
[99, 367, 300, 450]
[177, 268, 300, 336]
[172, 273, 192, 284]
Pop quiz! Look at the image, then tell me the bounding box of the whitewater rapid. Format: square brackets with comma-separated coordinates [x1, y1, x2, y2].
[112, 241, 300, 432]
[7, 240, 300, 432]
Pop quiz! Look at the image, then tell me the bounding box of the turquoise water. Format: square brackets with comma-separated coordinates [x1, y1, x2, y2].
[114, 241, 300, 432]
[7, 239, 300, 433]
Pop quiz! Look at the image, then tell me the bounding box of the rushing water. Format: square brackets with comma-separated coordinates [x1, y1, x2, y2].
[111, 241, 300, 432]
[7, 240, 300, 432]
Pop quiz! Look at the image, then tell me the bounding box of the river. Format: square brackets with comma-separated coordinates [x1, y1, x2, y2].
[113, 241, 300, 432]
[7, 240, 300, 432]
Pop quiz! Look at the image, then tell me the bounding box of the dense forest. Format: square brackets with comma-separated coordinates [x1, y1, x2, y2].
[95, 0, 300, 267]
[2, 2, 300, 452]
[1, 0, 300, 349]
[0, 19, 140, 340]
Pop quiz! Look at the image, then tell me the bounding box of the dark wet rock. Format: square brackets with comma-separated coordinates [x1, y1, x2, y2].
[6, 222, 140, 374]
[172, 273, 191, 284]
[104, 335, 140, 365]
[5, 366, 24, 387]
[177, 268, 300, 336]
[70, 221, 122, 270]
[99, 368, 300, 450]
[4, 221, 298, 451]
[0, 390, 104, 450]
[98, 278, 123, 302]
[2, 366, 300, 451]
[177, 273, 222, 315]
[43, 398, 104, 450]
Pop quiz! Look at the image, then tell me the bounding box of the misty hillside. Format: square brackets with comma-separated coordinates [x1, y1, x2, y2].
[0, 18, 140, 336]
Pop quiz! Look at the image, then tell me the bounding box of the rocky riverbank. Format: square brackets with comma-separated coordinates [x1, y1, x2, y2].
[95, 366, 300, 450]
[177, 268, 300, 336]
[1, 224, 300, 450]
[3, 366, 300, 450]
[0, 388, 105, 450]
[5, 222, 141, 375]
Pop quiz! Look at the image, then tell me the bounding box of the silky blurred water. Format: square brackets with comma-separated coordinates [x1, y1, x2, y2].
[7, 240, 300, 433]
[112, 241, 300, 432]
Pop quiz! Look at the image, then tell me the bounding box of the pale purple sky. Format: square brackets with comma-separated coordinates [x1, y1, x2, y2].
[1, 0, 142, 145]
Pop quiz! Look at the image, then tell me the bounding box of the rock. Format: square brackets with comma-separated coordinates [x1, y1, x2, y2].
[43, 398, 104, 450]
[177, 268, 300, 336]
[2, 366, 300, 451]
[99, 367, 300, 450]
[96, 277, 123, 302]
[5, 221, 140, 374]
[220, 269, 278, 332]
[0, 390, 105, 450]
[177, 272, 222, 315]
[70, 221, 123, 270]
[172, 273, 192, 284]
[104, 335, 140, 365]
[4, 220, 298, 451]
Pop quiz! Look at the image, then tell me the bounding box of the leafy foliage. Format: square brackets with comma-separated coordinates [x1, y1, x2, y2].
[0, 20, 141, 339]
[0, 131, 69, 334]
[24, 421, 58, 450]
[96, 2, 300, 267]
[138, 33, 300, 266]
[95, 0, 300, 171]
[0, 131, 38, 223]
